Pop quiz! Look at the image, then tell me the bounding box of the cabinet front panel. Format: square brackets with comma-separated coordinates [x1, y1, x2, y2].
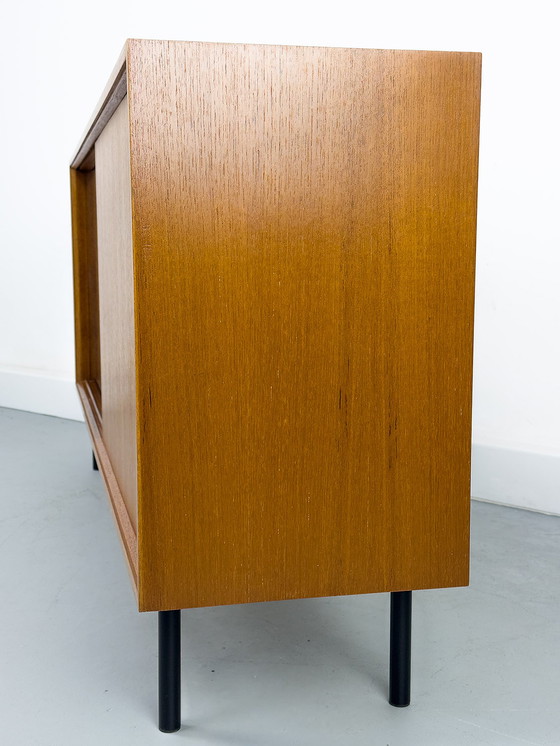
[127, 41, 481, 611]
[70, 166, 101, 402]
[95, 96, 138, 532]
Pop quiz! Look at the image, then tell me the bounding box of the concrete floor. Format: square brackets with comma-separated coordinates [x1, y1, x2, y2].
[0, 406, 559, 746]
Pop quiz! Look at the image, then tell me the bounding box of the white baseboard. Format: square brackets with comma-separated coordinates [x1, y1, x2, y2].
[0, 368, 84, 421]
[471, 443, 560, 516]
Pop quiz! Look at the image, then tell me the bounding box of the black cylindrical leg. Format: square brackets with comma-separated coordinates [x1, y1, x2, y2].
[159, 610, 181, 732]
[389, 591, 412, 707]
[92, 451, 99, 471]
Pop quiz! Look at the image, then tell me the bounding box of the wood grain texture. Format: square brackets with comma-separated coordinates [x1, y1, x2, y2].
[124, 41, 481, 611]
[78, 381, 138, 589]
[94, 95, 138, 532]
[70, 165, 101, 402]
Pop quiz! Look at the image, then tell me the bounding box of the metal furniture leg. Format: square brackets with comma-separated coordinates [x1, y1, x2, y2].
[159, 610, 181, 732]
[389, 591, 412, 707]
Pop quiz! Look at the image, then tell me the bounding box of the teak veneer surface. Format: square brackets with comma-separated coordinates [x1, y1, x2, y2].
[71, 40, 481, 613]
[95, 96, 138, 532]
[70, 167, 101, 396]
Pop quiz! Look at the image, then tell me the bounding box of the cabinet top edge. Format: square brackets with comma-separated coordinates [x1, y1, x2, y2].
[125, 37, 482, 58]
[70, 41, 128, 170]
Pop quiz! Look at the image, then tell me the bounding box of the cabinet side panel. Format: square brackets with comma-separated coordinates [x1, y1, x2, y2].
[128, 41, 480, 611]
[95, 96, 138, 532]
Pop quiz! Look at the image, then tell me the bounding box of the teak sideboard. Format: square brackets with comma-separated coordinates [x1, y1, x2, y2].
[70, 39, 481, 732]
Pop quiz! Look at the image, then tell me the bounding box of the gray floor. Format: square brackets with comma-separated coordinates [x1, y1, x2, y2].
[0, 407, 559, 746]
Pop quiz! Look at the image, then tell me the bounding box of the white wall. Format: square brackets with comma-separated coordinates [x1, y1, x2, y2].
[1, 1, 558, 510]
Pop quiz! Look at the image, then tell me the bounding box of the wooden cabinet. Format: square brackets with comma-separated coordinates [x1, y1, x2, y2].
[70, 39, 481, 730]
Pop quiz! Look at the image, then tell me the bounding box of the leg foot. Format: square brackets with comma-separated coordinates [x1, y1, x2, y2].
[389, 591, 412, 707]
[92, 451, 99, 471]
[159, 610, 181, 732]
